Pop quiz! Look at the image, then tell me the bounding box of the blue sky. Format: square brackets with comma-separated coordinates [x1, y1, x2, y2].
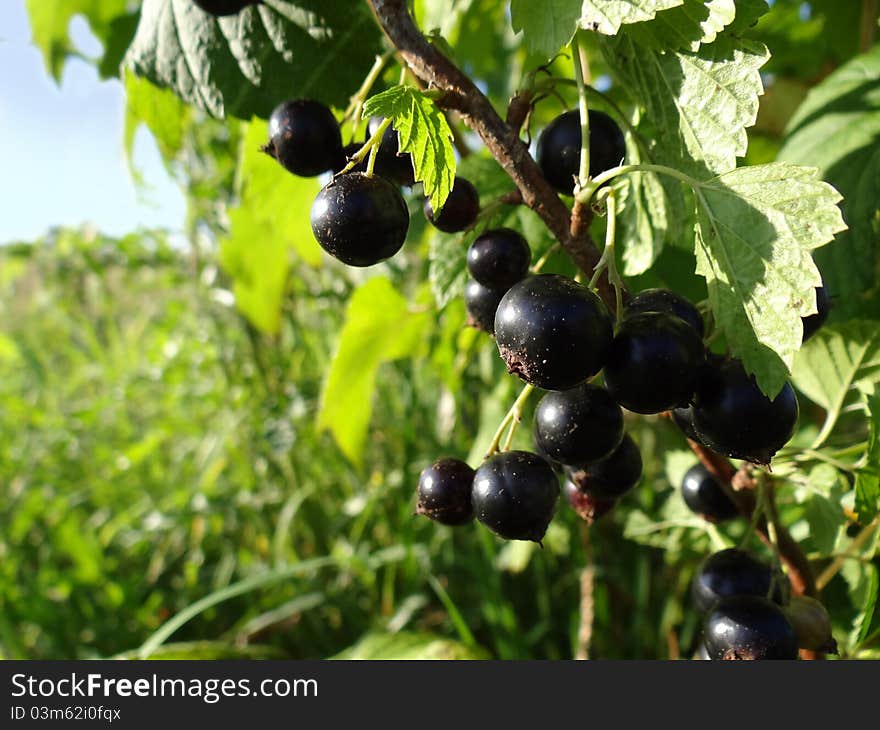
[0, 2, 186, 243]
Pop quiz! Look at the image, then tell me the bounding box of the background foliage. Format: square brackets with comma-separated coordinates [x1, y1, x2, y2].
[2, 0, 879, 660]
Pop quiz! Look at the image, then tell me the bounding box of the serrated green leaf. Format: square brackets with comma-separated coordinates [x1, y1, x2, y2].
[124, 0, 381, 119]
[778, 45, 880, 315]
[727, 0, 769, 34]
[123, 70, 191, 167]
[580, 0, 684, 35]
[219, 119, 322, 334]
[855, 395, 880, 523]
[509, 0, 581, 58]
[792, 321, 880, 445]
[317, 278, 427, 464]
[25, 0, 133, 81]
[692, 162, 846, 396]
[428, 233, 469, 310]
[362, 85, 457, 211]
[603, 33, 768, 177]
[626, 0, 737, 52]
[617, 143, 670, 276]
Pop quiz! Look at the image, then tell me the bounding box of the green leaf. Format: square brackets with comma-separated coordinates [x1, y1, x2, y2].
[123, 70, 191, 167]
[855, 395, 880, 523]
[580, 0, 684, 35]
[778, 45, 880, 315]
[124, 0, 381, 119]
[792, 321, 880, 443]
[318, 278, 427, 464]
[692, 162, 846, 396]
[332, 631, 490, 660]
[25, 0, 133, 81]
[509, 0, 581, 58]
[428, 232, 468, 309]
[219, 119, 323, 334]
[603, 33, 768, 177]
[362, 85, 457, 211]
[626, 0, 737, 52]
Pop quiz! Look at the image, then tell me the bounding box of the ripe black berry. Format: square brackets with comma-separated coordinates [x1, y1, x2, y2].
[494, 274, 613, 390]
[672, 406, 702, 443]
[192, 0, 258, 16]
[625, 288, 704, 337]
[567, 433, 642, 499]
[704, 596, 799, 660]
[264, 99, 342, 177]
[783, 595, 838, 653]
[416, 458, 475, 526]
[564, 480, 617, 524]
[536, 109, 626, 195]
[533, 384, 624, 467]
[472, 451, 559, 542]
[802, 284, 830, 343]
[367, 116, 415, 186]
[691, 359, 798, 465]
[467, 228, 531, 291]
[464, 280, 504, 334]
[680, 463, 739, 523]
[424, 177, 480, 233]
[691, 548, 784, 614]
[311, 172, 409, 266]
[603, 312, 705, 414]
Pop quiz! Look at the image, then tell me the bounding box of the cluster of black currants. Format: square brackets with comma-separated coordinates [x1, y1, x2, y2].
[261, 98, 483, 268]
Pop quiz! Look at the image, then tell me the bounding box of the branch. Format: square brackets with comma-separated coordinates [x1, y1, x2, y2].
[367, 0, 617, 309]
[367, 0, 817, 605]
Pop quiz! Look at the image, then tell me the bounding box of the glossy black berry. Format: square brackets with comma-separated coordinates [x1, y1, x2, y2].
[802, 284, 831, 343]
[464, 280, 504, 334]
[567, 433, 642, 499]
[467, 228, 531, 291]
[416, 458, 475, 526]
[264, 99, 342, 177]
[692, 548, 784, 614]
[672, 406, 702, 443]
[625, 288, 705, 338]
[367, 116, 415, 186]
[691, 359, 799, 465]
[536, 109, 626, 195]
[783, 595, 838, 653]
[564, 480, 617, 524]
[472, 451, 559, 542]
[494, 274, 613, 390]
[603, 312, 705, 414]
[534, 384, 624, 467]
[311, 172, 409, 266]
[681, 463, 739, 523]
[424, 177, 480, 233]
[704, 596, 799, 660]
[192, 0, 258, 16]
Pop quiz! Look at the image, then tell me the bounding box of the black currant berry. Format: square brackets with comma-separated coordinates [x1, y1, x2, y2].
[802, 284, 831, 343]
[424, 177, 480, 233]
[192, 0, 258, 16]
[704, 596, 799, 660]
[464, 280, 504, 334]
[672, 406, 702, 443]
[567, 433, 642, 499]
[603, 312, 705, 414]
[691, 548, 784, 614]
[564, 480, 617, 524]
[367, 116, 415, 187]
[494, 274, 613, 390]
[310, 172, 409, 266]
[691, 359, 798, 465]
[625, 288, 704, 338]
[536, 109, 626, 195]
[416, 458, 475, 526]
[534, 384, 624, 467]
[472, 451, 559, 542]
[264, 99, 342, 177]
[467, 228, 531, 291]
[783, 595, 838, 653]
[680, 463, 739, 523]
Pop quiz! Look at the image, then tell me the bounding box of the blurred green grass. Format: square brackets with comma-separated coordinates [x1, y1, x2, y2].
[0, 228, 711, 660]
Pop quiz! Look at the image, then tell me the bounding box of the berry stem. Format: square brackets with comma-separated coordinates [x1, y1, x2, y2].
[571, 32, 590, 191]
[342, 49, 396, 132]
[485, 383, 535, 458]
[337, 116, 392, 177]
[578, 163, 703, 204]
[815, 516, 879, 591]
[532, 243, 561, 273]
[588, 189, 623, 317]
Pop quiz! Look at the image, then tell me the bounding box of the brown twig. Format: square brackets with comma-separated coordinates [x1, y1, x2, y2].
[367, 0, 817, 611]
